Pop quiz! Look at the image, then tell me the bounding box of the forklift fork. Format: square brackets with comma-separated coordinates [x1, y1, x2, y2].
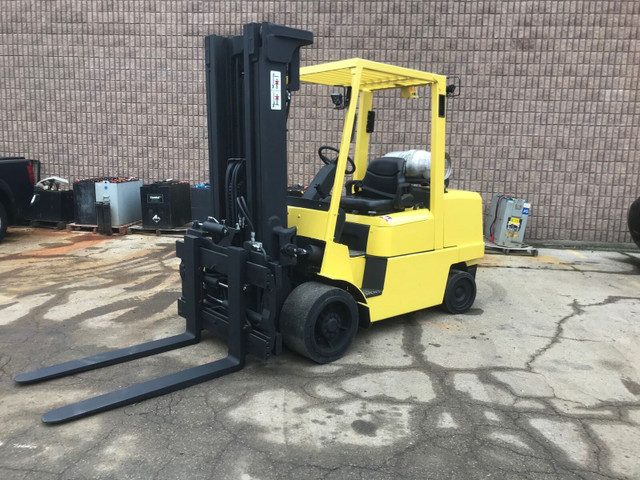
[39, 356, 244, 424]
[15, 237, 250, 424]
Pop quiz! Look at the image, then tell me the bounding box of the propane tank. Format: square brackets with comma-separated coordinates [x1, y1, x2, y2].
[384, 149, 452, 181]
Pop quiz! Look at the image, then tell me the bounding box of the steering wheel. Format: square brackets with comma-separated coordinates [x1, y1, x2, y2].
[318, 145, 356, 175]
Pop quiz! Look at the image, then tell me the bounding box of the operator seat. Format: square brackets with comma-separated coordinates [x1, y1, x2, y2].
[340, 157, 415, 215]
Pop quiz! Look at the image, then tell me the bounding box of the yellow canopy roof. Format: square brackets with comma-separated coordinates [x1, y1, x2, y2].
[300, 58, 444, 91]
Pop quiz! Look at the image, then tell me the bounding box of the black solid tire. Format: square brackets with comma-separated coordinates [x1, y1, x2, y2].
[442, 270, 477, 314]
[0, 201, 7, 242]
[280, 282, 359, 364]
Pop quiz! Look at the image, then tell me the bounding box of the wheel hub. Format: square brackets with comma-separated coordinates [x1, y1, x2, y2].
[321, 312, 340, 339]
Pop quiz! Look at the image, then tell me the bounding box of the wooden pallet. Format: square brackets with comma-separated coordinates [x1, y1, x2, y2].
[128, 224, 190, 236]
[66, 221, 140, 235]
[484, 239, 539, 256]
[29, 219, 69, 230]
[66, 223, 98, 233]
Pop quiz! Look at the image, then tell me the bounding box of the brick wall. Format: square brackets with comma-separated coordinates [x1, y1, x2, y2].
[1, 1, 638, 243]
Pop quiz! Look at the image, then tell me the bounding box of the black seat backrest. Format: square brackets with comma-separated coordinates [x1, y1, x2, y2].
[302, 163, 336, 200]
[361, 157, 406, 199]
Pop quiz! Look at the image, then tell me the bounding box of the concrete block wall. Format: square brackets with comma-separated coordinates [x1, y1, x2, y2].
[1, 1, 638, 243]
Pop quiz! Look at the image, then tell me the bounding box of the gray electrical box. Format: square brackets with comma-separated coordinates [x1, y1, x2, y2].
[485, 195, 531, 247]
[94, 179, 142, 227]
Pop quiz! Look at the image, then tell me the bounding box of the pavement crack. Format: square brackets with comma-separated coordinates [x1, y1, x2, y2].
[401, 315, 428, 367]
[482, 264, 640, 276]
[526, 299, 582, 370]
[578, 419, 605, 476]
[0, 465, 59, 476]
[526, 294, 640, 369]
[0, 354, 11, 379]
[58, 423, 119, 477]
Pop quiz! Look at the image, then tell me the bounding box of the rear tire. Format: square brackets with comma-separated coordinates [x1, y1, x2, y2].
[0, 201, 7, 242]
[442, 270, 476, 314]
[280, 282, 359, 364]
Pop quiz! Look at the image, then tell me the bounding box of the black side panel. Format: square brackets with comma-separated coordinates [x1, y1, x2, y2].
[438, 94, 446, 118]
[73, 180, 97, 224]
[361, 256, 387, 298]
[333, 208, 346, 242]
[467, 264, 478, 278]
[338, 222, 369, 252]
[366, 110, 376, 133]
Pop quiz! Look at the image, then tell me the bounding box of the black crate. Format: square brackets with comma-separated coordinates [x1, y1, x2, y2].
[28, 189, 74, 223]
[73, 180, 97, 225]
[190, 186, 213, 222]
[141, 181, 191, 229]
[95, 201, 112, 235]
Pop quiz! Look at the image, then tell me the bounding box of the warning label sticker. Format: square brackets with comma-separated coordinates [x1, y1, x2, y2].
[270, 70, 282, 110]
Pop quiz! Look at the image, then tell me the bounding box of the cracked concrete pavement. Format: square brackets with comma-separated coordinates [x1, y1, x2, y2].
[1, 227, 639, 479]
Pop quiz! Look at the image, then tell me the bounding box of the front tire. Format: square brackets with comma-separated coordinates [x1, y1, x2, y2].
[442, 270, 476, 314]
[280, 282, 359, 364]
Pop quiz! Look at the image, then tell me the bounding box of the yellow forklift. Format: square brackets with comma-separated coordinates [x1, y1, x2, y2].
[16, 23, 483, 423]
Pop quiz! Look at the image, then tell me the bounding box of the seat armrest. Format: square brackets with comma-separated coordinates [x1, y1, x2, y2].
[345, 180, 363, 195]
[393, 183, 414, 210]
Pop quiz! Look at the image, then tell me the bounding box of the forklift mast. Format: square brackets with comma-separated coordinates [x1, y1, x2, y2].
[205, 23, 313, 258]
[15, 23, 315, 424]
